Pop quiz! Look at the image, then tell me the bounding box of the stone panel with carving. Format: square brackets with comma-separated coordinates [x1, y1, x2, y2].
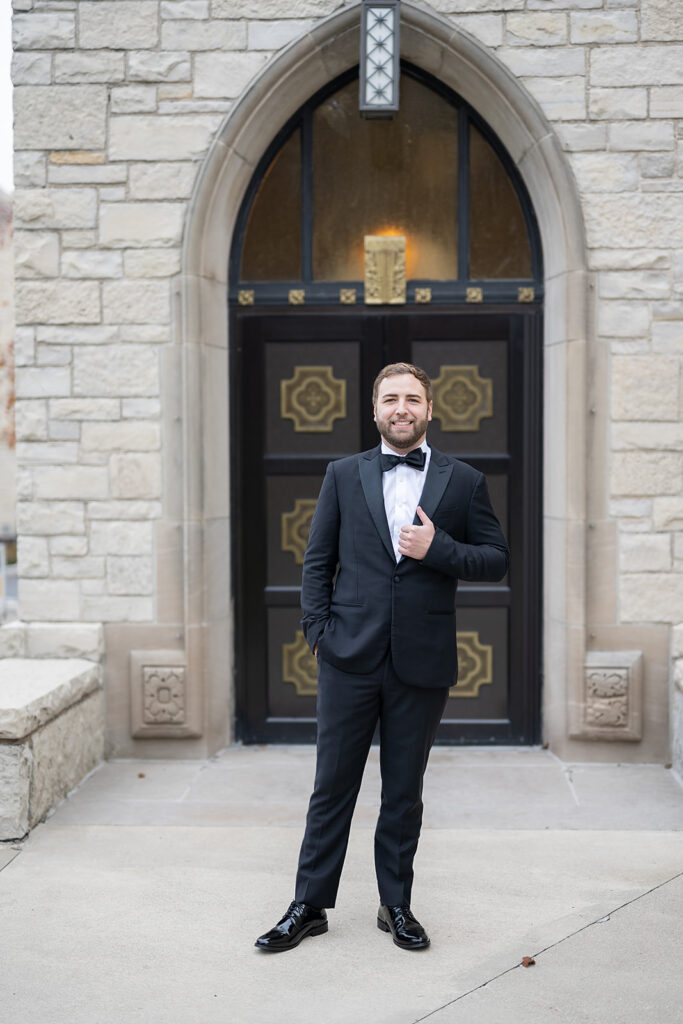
[570, 650, 643, 741]
[280, 365, 347, 433]
[130, 649, 200, 739]
[432, 365, 494, 432]
[143, 666, 186, 725]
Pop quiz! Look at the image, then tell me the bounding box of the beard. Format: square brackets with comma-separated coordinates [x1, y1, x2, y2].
[375, 411, 430, 452]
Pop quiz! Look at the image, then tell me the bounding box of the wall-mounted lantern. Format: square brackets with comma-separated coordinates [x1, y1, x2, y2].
[359, 1, 400, 119]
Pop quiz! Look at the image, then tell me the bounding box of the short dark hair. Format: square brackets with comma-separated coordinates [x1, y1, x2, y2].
[372, 363, 433, 406]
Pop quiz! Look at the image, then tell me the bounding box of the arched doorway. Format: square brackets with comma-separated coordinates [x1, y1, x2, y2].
[230, 64, 543, 744]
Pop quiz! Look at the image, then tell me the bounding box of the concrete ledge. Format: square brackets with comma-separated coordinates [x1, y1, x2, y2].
[0, 621, 104, 661]
[0, 658, 104, 840]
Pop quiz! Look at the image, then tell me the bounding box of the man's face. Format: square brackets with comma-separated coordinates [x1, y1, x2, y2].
[374, 373, 433, 452]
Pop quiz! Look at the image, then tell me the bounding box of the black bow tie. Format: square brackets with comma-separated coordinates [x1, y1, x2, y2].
[380, 448, 426, 473]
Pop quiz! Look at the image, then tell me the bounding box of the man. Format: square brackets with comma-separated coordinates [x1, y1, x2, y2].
[255, 363, 509, 953]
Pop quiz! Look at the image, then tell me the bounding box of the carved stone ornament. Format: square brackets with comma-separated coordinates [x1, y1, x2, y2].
[415, 287, 432, 304]
[466, 287, 483, 303]
[143, 666, 186, 725]
[281, 365, 347, 433]
[570, 650, 643, 741]
[340, 288, 357, 305]
[364, 235, 406, 305]
[282, 498, 317, 565]
[238, 289, 254, 306]
[282, 630, 318, 696]
[432, 365, 494, 432]
[130, 649, 201, 738]
[449, 631, 493, 698]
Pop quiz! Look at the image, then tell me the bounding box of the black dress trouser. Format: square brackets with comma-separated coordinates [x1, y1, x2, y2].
[295, 654, 449, 909]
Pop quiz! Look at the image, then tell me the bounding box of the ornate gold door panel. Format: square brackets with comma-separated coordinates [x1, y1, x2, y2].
[233, 309, 541, 744]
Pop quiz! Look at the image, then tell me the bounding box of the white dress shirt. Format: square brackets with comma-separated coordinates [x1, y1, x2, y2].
[380, 439, 431, 562]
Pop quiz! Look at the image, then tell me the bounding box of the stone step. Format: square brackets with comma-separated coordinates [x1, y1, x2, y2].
[0, 658, 104, 841]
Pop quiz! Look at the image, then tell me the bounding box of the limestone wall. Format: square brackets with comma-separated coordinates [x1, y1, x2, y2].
[0, 193, 15, 540]
[10, 0, 683, 762]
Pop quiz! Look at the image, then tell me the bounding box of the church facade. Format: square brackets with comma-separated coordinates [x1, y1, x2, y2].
[7, 0, 683, 773]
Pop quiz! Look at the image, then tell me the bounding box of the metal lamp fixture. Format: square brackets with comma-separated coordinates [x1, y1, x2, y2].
[359, 1, 400, 118]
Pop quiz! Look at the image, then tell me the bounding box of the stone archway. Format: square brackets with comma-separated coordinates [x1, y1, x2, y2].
[175, 1, 590, 753]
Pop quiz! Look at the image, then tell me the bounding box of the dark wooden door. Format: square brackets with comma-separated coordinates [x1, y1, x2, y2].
[232, 307, 541, 744]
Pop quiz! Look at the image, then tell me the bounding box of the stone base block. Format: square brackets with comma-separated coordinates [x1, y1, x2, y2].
[570, 650, 643, 742]
[0, 658, 105, 840]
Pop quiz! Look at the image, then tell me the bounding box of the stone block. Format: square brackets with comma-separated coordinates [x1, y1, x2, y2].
[15, 366, 71, 398]
[14, 188, 97, 229]
[122, 398, 161, 418]
[641, 0, 683, 42]
[528, 0, 600, 6]
[87, 501, 161, 520]
[570, 12, 637, 44]
[109, 85, 157, 114]
[49, 537, 89, 558]
[450, 14, 504, 48]
[12, 52, 52, 85]
[99, 203, 185, 248]
[588, 88, 647, 121]
[609, 121, 674, 152]
[19, 579, 80, 620]
[611, 453, 682, 497]
[597, 301, 649, 338]
[14, 328, 36, 367]
[650, 87, 683, 119]
[506, 13, 567, 46]
[50, 557, 105, 579]
[123, 249, 181, 277]
[620, 573, 683, 623]
[161, 18, 246, 49]
[61, 250, 123, 279]
[18, 536, 49, 578]
[81, 596, 153, 622]
[89, 520, 152, 556]
[73, 344, 159, 397]
[128, 51, 191, 82]
[571, 153, 639, 194]
[13, 12, 75, 49]
[30, 688, 105, 825]
[54, 51, 125, 84]
[107, 556, 154, 595]
[555, 122, 606, 151]
[590, 46, 683, 87]
[49, 398, 120, 421]
[61, 230, 97, 249]
[14, 231, 60, 278]
[39, 326, 119, 347]
[34, 467, 109, 501]
[599, 271, 671, 301]
[619, 533, 672, 573]
[0, 623, 26, 659]
[248, 18, 315, 50]
[129, 648, 199, 739]
[48, 419, 80, 441]
[48, 164, 128, 186]
[109, 114, 219, 161]
[161, 1, 209, 18]
[79, 1, 159, 49]
[613, 423, 683, 451]
[14, 152, 46, 188]
[653, 497, 683, 530]
[194, 51, 269, 98]
[15, 281, 101, 326]
[640, 153, 676, 179]
[653, 321, 683, 353]
[496, 46, 584, 78]
[13, 86, 107, 150]
[522, 77, 586, 121]
[129, 161, 197, 199]
[109, 453, 162, 499]
[0, 745, 32, 840]
[588, 195, 683, 249]
[102, 280, 171, 325]
[81, 421, 160, 452]
[212, 0, 341, 13]
[14, 400, 47, 442]
[15, 441, 78, 465]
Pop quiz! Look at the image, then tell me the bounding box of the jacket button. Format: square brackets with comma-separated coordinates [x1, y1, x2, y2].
[394, 575, 400, 583]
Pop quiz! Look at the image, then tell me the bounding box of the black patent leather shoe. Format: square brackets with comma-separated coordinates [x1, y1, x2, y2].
[255, 901, 328, 952]
[377, 904, 430, 950]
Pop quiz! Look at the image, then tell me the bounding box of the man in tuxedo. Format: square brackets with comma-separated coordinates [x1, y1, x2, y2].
[256, 362, 508, 952]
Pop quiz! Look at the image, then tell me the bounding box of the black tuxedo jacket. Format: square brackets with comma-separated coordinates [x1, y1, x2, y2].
[301, 444, 509, 689]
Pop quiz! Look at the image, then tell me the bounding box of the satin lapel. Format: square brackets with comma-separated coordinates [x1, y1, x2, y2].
[358, 449, 395, 563]
[414, 448, 454, 523]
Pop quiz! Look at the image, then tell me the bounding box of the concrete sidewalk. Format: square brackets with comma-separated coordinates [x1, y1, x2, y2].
[0, 747, 681, 1024]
